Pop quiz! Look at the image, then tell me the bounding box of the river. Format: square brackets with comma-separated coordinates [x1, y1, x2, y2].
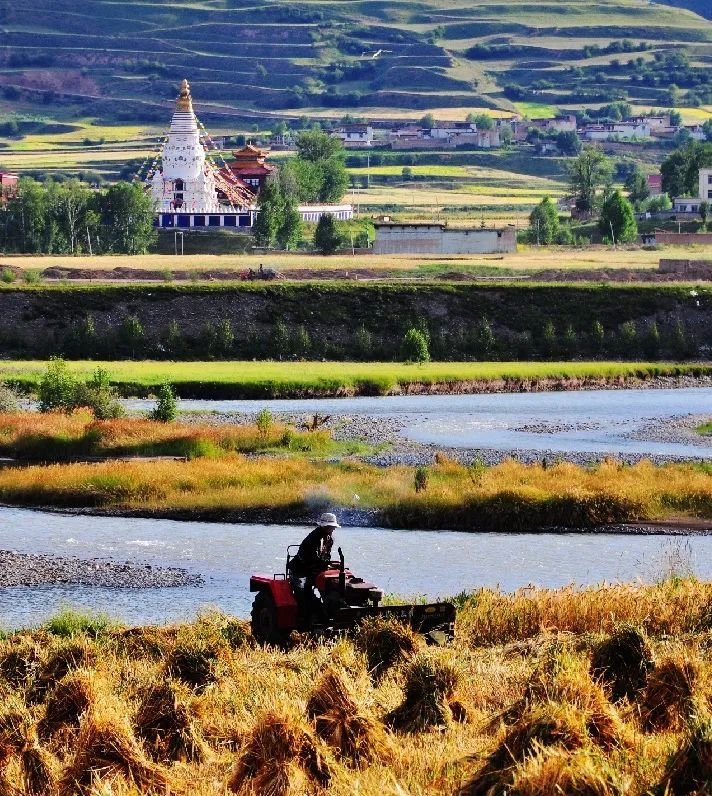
[0, 506, 709, 629]
[128, 386, 712, 458]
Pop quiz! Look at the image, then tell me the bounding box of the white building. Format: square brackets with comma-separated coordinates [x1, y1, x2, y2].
[149, 81, 352, 230]
[150, 80, 253, 229]
[331, 124, 374, 148]
[699, 168, 712, 202]
[581, 122, 650, 141]
[373, 222, 516, 255]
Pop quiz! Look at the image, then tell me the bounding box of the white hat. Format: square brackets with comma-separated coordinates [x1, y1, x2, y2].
[317, 512, 340, 528]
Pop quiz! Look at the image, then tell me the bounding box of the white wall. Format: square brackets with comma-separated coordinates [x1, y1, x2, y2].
[373, 225, 515, 254]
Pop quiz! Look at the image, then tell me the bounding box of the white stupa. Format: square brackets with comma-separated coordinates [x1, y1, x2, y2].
[150, 79, 224, 214]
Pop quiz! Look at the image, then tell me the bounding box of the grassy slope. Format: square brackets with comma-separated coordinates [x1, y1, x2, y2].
[1, 360, 708, 398]
[0, 0, 709, 131]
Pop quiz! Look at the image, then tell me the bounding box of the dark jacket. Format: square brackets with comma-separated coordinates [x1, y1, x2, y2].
[291, 527, 332, 576]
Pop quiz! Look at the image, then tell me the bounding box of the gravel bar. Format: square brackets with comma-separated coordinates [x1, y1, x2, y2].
[0, 550, 203, 588]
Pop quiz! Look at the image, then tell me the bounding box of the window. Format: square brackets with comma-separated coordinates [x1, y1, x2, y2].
[177, 215, 190, 228]
[224, 215, 237, 227]
[193, 215, 205, 227]
[161, 214, 174, 228]
[208, 216, 221, 227]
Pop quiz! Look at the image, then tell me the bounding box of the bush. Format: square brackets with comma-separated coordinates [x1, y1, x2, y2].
[314, 214, 343, 255]
[38, 358, 78, 413]
[0, 382, 20, 412]
[256, 408, 273, 439]
[74, 368, 124, 420]
[1, 267, 15, 283]
[402, 328, 430, 363]
[150, 383, 178, 423]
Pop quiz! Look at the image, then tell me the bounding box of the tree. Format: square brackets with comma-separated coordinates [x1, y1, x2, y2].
[499, 124, 513, 146]
[703, 119, 712, 142]
[567, 146, 613, 214]
[599, 190, 638, 244]
[420, 113, 435, 128]
[471, 113, 493, 130]
[295, 129, 343, 162]
[252, 177, 284, 247]
[314, 214, 342, 255]
[624, 166, 650, 206]
[661, 141, 712, 197]
[276, 205, 303, 250]
[98, 182, 156, 254]
[319, 158, 349, 203]
[150, 383, 178, 422]
[528, 197, 560, 245]
[119, 315, 145, 357]
[556, 130, 582, 156]
[701, 200, 710, 231]
[402, 328, 430, 363]
[38, 358, 77, 413]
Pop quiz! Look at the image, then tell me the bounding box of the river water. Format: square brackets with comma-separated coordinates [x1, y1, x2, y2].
[1, 506, 710, 629]
[128, 387, 712, 458]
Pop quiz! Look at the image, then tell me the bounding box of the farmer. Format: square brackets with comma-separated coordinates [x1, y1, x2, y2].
[289, 512, 340, 619]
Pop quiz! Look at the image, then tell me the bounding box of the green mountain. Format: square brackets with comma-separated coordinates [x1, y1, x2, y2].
[0, 0, 710, 124]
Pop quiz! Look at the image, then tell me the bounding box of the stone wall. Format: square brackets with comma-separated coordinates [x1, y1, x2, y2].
[373, 224, 516, 255]
[659, 259, 712, 275]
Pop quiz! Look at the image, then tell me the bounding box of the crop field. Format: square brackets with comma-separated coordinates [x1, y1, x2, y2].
[3, 244, 712, 275]
[0, 361, 708, 399]
[2, 579, 712, 795]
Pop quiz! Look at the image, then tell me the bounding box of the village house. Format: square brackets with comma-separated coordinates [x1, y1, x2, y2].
[513, 114, 576, 141]
[373, 222, 516, 255]
[330, 124, 374, 148]
[581, 122, 650, 141]
[628, 115, 670, 131]
[671, 168, 712, 214]
[647, 173, 663, 194]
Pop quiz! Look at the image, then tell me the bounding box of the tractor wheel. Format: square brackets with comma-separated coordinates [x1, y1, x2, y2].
[251, 590, 287, 646]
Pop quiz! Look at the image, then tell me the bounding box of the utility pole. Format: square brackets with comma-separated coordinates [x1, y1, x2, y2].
[609, 220, 616, 249]
[366, 152, 370, 189]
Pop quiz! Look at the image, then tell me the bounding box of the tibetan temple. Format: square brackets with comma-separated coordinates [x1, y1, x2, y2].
[149, 80, 352, 230]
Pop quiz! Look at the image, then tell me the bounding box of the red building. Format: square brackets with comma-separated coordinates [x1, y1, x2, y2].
[222, 144, 276, 194]
[647, 174, 663, 193]
[0, 173, 18, 206]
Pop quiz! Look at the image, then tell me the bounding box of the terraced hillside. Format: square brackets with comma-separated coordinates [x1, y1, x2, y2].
[0, 0, 710, 125]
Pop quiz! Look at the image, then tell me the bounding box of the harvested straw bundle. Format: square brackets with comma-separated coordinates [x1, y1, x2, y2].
[508, 645, 627, 750]
[111, 626, 179, 661]
[59, 707, 168, 795]
[0, 699, 58, 796]
[0, 641, 42, 689]
[510, 746, 626, 796]
[39, 670, 101, 740]
[166, 638, 225, 691]
[386, 655, 465, 733]
[353, 617, 419, 680]
[641, 653, 700, 732]
[306, 667, 390, 767]
[591, 625, 653, 702]
[227, 711, 330, 796]
[134, 679, 209, 764]
[459, 702, 588, 796]
[29, 642, 98, 704]
[660, 713, 712, 795]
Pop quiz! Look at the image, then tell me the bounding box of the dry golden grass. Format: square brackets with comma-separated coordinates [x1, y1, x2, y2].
[0, 453, 711, 531]
[0, 582, 711, 794]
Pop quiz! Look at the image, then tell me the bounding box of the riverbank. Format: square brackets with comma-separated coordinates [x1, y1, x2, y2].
[0, 549, 202, 588]
[1, 579, 711, 796]
[1, 455, 711, 532]
[3, 360, 712, 400]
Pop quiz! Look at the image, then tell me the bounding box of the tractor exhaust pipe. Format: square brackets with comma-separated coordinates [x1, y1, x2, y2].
[338, 546, 345, 598]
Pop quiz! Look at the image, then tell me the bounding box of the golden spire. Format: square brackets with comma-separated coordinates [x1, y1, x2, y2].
[176, 79, 193, 113]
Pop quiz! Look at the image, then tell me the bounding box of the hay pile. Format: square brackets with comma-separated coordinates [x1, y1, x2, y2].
[227, 711, 330, 796]
[591, 625, 654, 702]
[39, 669, 101, 741]
[386, 655, 466, 733]
[513, 645, 628, 750]
[0, 697, 58, 796]
[641, 653, 700, 732]
[29, 642, 99, 704]
[59, 706, 168, 795]
[306, 667, 390, 767]
[459, 702, 588, 796]
[0, 640, 42, 689]
[660, 713, 712, 795]
[134, 679, 209, 764]
[353, 617, 419, 679]
[166, 638, 225, 691]
[510, 746, 626, 796]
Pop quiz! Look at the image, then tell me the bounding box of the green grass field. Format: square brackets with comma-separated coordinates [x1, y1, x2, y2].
[1, 360, 708, 399]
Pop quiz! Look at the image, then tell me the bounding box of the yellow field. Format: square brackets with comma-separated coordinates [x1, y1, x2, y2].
[4, 244, 712, 273]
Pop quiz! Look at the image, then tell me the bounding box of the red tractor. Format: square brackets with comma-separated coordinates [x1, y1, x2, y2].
[250, 546, 455, 645]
